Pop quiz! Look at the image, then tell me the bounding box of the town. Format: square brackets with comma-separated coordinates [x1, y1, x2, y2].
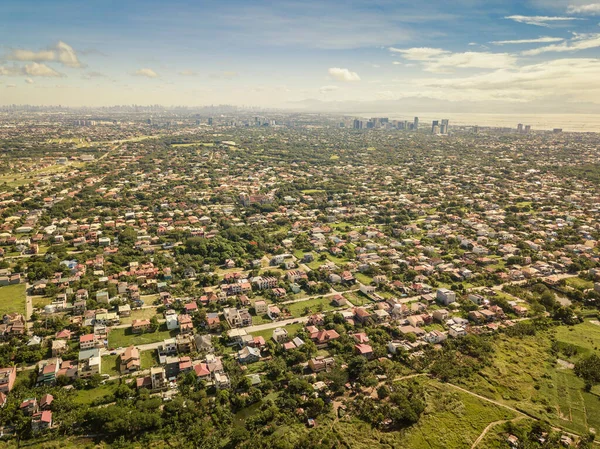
[0, 109, 599, 449]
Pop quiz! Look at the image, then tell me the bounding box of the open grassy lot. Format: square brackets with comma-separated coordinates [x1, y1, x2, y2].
[333, 378, 517, 449]
[72, 383, 118, 405]
[564, 276, 594, 291]
[554, 320, 600, 356]
[101, 355, 120, 376]
[355, 272, 373, 285]
[249, 322, 304, 343]
[286, 297, 338, 317]
[31, 295, 52, 309]
[458, 323, 600, 436]
[108, 324, 177, 348]
[0, 283, 26, 316]
[119, 307, 162, 325]
[344, 290, 369, 306]
[141, 350, 158, 369]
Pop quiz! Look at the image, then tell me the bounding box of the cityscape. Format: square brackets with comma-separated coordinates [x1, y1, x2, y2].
[2, 1, 600, 449]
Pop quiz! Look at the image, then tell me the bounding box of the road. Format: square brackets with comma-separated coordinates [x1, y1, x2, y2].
[471, 417, 524, 449]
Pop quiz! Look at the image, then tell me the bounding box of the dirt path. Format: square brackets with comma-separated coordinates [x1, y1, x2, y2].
[471, 417, 524, 449]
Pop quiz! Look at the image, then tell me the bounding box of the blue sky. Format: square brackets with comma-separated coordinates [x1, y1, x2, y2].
[1, 0, 600, 110]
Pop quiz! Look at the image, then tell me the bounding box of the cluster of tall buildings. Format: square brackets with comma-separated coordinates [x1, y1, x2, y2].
[517, 123, 531, 134]
[431, 119, 449, 134]
[73, 120, 97, 126]
[351, 117, 420, 130]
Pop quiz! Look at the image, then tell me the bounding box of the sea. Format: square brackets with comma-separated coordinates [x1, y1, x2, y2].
[356, 112, 600, 133]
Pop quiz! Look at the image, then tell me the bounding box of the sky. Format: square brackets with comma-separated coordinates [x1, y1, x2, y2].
[2, 0, 600, 112]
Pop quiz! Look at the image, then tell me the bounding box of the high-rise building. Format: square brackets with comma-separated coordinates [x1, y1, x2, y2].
[441, 119, 449, 134]
[432, 120, 439, 133]
[413, 117, 419, 130]
[208, 117, 213, 126]
[553, 128, 562, 133]
[517, 123, 523, 133]
[353, 119, 363, 129]
[524, 125, 531, 134]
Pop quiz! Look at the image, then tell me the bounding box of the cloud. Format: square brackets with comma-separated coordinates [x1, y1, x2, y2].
[133, 68, 159, 78]
[389, 47, 449, 60]
[392, 61, 402, 65]
[328, 67, 361, 82]
[491, 36, 565, 45]
[5, 84, 16, 88]
[25, 78, 33, 84]
[390, 47, 517, 72]
[6, 41, 82, 68]
[24, 63, 63, 77]
[567, 3, 600, 14]
[413, 58, 600, 103]
[522, 32, 600, 54]
[1, 63, 62, 77]
[319, 85, 339, 93]
[179, 69, 198, 76]
[505, 15, 580, 26]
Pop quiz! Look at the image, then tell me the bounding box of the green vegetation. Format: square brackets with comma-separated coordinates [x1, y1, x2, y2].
[0, 283, 26, 316]
[108, 325, 177, 348]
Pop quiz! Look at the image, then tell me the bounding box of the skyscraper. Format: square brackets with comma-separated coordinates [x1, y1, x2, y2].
[524, 125, 531, 134]
[517, 123, 523, 133]
[441, 119, 449, 134]
[208, 117, 213, 125]
[432, 120, 439, 133]
[413, 117, 419, 130]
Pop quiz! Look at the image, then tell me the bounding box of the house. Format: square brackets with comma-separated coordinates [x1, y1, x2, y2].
[79, 333, 98, 350]
[254, 300, 268, 315]
[310, 329, 340, 346]
[432, 309, 449, 322]
[194, 363, 211, 381]
[165, 310, 179, 330]
[118, 304, 131, 317]
[355, 344, 374, 359]
[32, 410, 53, 433]
[223, 308, 252, 328]
[178, 314, 194, 334]
[423, 330, 447, 344]
[448, 324, 467, 338]
[131, 319, 151, 334]
[120, 346, 141, 374]
[354, 307, 372, 324]
[267, 305, 281, 321]
[20, 398, 39, 415]
[359, 283, 376, 295]
[40, 394, 54, 410]
[272, 327, 289, 343]
[194, 334, 213, 353]
[308, 356, 335, 373]
[331, 294, 347, 307]
[176, 334, 195, 353]
[0, 367, 16, 393]
[238, 346, 261, 364]
[78, 348, 101, 378]
[214, 372, 231, 390]
[436, 288, 456, 306]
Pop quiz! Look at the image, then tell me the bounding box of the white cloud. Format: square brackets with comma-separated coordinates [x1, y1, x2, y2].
[209, 71, 238, 79]
[24, 63, 63, 77]
[522, 32, 600, 54]
[390, 47, 517, 72]
[6, 41, 82, 68]
[567, 3, 600, 14]
[319, 85, 339, 93]
[6, 84, 16, 88]
[133, 68, 159, 78]
[389, 47, 449, 60]
[179, 69, 198, 76]
[505, 15, 580, 26]
[392, 61, 402, 65]
[413, 58, 600, 103]
[491, 36, 565, 45]
[25, 78, 34, 84]
[328, 67, 361, 82]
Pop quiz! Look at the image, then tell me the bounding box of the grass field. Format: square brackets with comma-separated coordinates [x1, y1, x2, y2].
[344, 291, 369, 306]
[249, 323, 304, 342]
[333, 378, 517, 449]
[286, 297, 338, 317]
[355, 272, 373, 285]
[564, 277, 594, 291]
[458, 323, 600, 436]
[31, 295, 52, 309]
[101, 355, 120, 375]
[0, 283, 26, 316]
[141, 350, 158, 369]
[108, 325, 177, 348]
[119, 307, 162, 325]
[72, 383, 117, 405]
[554, 320, 600, 357]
